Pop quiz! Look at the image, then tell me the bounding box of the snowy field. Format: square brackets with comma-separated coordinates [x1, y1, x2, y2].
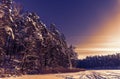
[57, 70, 120, 79]
[2, 70, 120, 79]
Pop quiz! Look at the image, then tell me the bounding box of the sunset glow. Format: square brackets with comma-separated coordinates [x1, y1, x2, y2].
[76, 0, 120, 59]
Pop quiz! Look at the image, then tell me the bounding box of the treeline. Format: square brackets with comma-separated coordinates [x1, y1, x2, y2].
[77, 53, 120, 69]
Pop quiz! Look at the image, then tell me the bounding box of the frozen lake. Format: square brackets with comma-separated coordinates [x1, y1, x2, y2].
[56, 70, 120, 79]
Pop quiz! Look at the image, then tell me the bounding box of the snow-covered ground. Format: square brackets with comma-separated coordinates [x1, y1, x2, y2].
[2, 70, 120, 79]
[57, 70, 120, 79]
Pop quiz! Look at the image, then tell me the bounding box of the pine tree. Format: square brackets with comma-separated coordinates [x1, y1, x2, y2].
[0, 0, 78, 75]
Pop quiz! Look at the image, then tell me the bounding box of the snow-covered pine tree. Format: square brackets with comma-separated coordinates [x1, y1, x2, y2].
[0, 0, 78, 76]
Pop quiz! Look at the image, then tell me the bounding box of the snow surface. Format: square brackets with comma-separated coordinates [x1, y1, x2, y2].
[56, 70, 120, 79]
[2, 70, 120, 79]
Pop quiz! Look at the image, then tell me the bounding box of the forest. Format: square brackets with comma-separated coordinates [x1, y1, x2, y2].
[77, 53, 120, 69]
[0, 0, 78, 77]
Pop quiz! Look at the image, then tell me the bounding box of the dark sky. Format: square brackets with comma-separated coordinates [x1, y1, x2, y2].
[15, 0, 118, 46]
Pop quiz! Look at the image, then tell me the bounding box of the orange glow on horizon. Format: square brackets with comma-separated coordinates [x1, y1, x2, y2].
[76, 1, 120, 59]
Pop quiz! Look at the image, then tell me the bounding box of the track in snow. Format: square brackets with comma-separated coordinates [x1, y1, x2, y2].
[56, 70, 120, 79]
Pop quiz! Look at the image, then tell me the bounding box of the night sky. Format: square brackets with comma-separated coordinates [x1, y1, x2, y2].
[15, 0, 120, 59]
